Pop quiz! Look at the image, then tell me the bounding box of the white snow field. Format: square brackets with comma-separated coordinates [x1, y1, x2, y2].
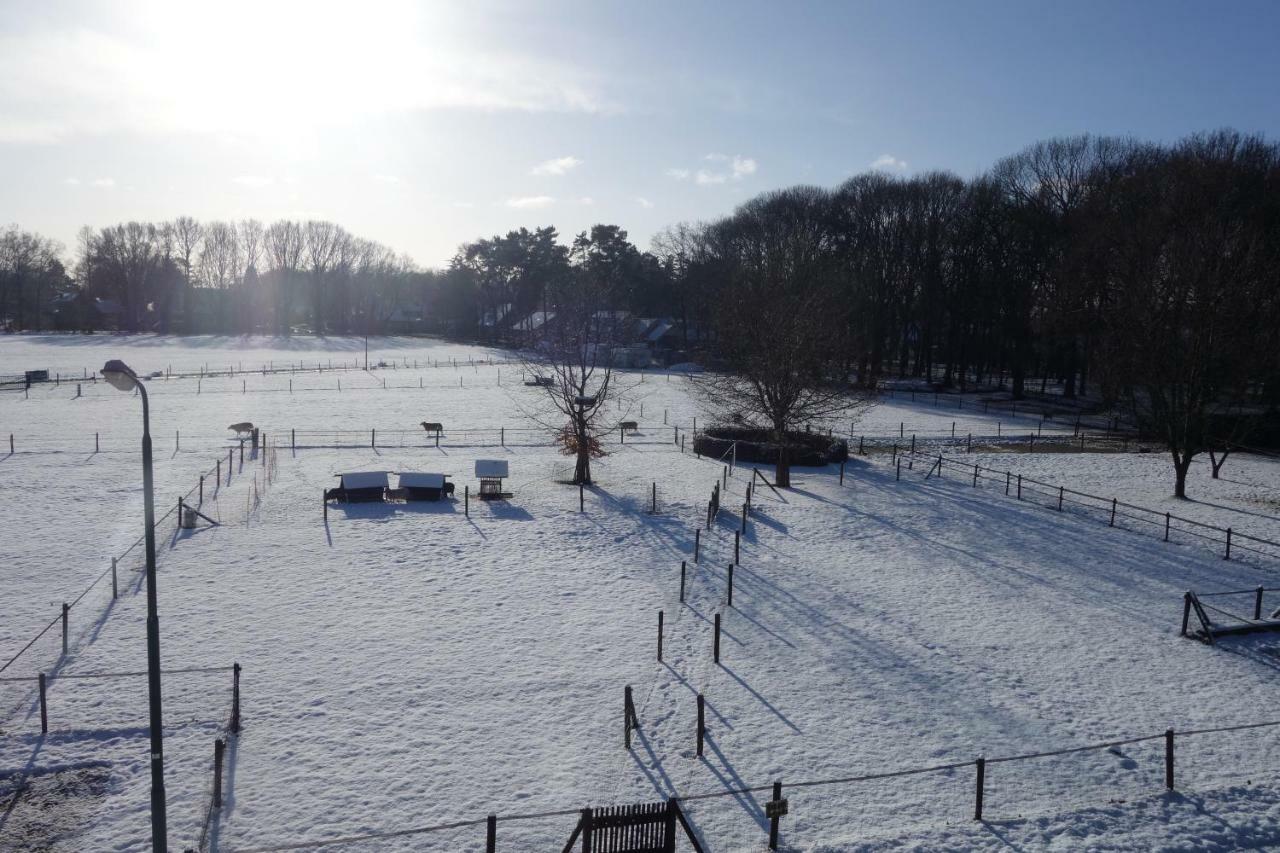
[3, 335, 1280, 852]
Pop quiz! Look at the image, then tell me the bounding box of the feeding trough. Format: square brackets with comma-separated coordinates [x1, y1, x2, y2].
[396, 472, 454, 502]
[475, 459, 511, 500]
[325, 471, 389, 503]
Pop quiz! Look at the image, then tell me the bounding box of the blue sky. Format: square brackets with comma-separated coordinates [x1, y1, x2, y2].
[2, 0, 1277, 266]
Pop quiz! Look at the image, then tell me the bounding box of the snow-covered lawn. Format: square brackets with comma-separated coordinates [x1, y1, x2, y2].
[3, 336, 1280, 852]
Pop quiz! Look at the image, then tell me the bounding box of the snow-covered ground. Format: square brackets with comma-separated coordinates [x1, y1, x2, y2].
[3, 336, 1280, 852]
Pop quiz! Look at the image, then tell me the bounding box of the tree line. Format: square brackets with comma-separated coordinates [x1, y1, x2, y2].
[2, 129, 1277, 491]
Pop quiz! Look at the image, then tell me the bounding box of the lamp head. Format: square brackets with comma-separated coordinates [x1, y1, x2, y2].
[101, 359, 139, 392]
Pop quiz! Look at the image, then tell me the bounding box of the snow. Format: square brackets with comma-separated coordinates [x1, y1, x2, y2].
[3, 335, 1280, 851]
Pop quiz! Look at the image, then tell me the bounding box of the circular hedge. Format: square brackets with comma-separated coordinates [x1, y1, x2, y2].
[692, 426, 848, 467]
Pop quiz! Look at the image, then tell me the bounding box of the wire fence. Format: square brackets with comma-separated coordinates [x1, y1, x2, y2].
[0, 449, 259, 679]
[219, 717, 1280, 851]
[891, 447, 1280, 568]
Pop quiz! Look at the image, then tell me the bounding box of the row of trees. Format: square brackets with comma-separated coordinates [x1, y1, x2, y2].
[521, 130, 1279, 492]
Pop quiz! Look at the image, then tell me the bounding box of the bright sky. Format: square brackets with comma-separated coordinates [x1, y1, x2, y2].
[2, 0, 1278, 267]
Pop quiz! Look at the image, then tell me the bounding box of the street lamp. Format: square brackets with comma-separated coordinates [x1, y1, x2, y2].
[101, 359, 167, 850]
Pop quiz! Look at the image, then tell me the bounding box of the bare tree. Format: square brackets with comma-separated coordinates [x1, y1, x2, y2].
[304, 220, 339, 333]
[264, 220, 304, 334]
[519, 271, 632, 485]
[696, 187, 864, 486]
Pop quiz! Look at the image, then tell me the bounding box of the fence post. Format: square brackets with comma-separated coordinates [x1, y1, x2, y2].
[1165, 729, 1175, 790]
[858, 435, 864, 455]
[292, 429, 296, 450]
[695, 529, 701, 563]
[580, 483, 584, 513]
[465, 485, 469, 517]
[231, 662, 241, 733]
[727, 562, 735, 607]
[96, 432, 100, 453]
[652, 482, 657, 514]
[1225, 528, 1233, 560]
[371, 428, 376, 448]
[200, 476, 204, 505]
[734, 531, 740, 564]
[696, 693, 705, 757]
[974, 757, 985, 820]
[624, 685, 634, 749]
[680, 561, 686, 603]
[713, 612, 721, 664]
[1256, 586, 1265, 621]
[768, 781, 783, 850]
[39, 673, 47, 733]
[973, 465, 979, 488]
[213, 738, 226, 808]
[1165, 512, 1170, 542]
[62, 602, 69, 653]
[658, 611, 664, 662]
[910, 434, 916, 453]
[967, 433, 972, 453]
[840, 460, 845, 485]
[486, 815, 497, 852]
[1058, 486, 1064, 511]
[896, 459, 901, 481]
[1017, 475, 1022, 500]
[1110, 498, 1117, 527]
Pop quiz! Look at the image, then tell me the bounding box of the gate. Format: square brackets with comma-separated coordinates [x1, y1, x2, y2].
[562, 800, 704, 853]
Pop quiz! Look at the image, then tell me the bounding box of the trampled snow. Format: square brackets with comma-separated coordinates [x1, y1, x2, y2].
[3, 335, 1280, 852]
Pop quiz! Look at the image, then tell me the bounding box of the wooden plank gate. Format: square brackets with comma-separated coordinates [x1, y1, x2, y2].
[562, 800, 704, 853]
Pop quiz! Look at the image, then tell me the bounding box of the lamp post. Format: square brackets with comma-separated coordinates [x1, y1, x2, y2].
[101, 359, 167, 850]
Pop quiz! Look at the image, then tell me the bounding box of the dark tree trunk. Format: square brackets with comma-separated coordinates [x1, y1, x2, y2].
[1173, 450, 1194, 499]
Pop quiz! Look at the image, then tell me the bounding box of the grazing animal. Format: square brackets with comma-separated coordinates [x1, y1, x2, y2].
[420, 421, 443, 433]
[619, 421, 638, 433]
[228, 422, 254, 437]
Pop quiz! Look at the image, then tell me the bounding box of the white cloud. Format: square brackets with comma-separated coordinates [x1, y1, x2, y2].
[635, 196, 654, 209]
[90, 177, 116, 188]
[232, 175, 273, 188]
[676, 153, 758, 186]
[870, 154, 908, 172]
[372, 174, 401, 184]
[531, 156, 582, 176]
[505, 195, 555, 209]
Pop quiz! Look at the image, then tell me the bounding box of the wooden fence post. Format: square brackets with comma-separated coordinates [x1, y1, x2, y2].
[734, 531, 740, 564]
[680, 561, 687, 603]
[727, 563, 734, 607]
[624, 685, 634, 749]
[111, 557, 118, 599]
[840, 460, 845, 485]
[231, 662, 241, 733]
[694, 529, 700, 563]
[39, 673, 47, 733]
[199, 476, 204, 505]
[371, 428, 376, 448]
[465, 485, 469, 517]
[213, 738, 226, 808]
[1165, 512, 1170, 541]
[974, 757, 985, 820]
[1058, 486, 1064, 511]
[1225, 528, 1233, 560]
[291, 429, 296, 450]
[768, 781, 783, 850]
[486, 815, 496, 852]
[1109, 498, 1117, 526]
[740, 504, 747, 534]
[713, 612, 721, 664]
[95, 432, 99, 453]
[657, 611, 664, 662]
[696, 694, 705, 757]
[652, 482, 657, 514]
[1017, 475, 1022, 500]
[580, 483, 584, 513]
[896, 459, 901, 481]
[1256, 586, 1265, 621]
[62, 602, 69, 653]
[1165, 729, 1175, 789]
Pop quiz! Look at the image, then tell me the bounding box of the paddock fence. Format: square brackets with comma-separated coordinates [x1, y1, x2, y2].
[217, 716, 1280, 852]
[891, 447, 1280, 569]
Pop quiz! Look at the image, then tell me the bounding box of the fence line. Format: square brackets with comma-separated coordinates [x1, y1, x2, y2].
[0, 451, 250, 676]
[892, 447, 1280, 567]
[220, 717, 1280, 852]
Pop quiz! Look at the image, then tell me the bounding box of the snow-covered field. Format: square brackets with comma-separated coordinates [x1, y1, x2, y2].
[3, 335, 1280, 852]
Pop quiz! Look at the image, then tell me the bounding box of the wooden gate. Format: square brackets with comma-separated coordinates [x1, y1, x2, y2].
[562, 800, 704, 853]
